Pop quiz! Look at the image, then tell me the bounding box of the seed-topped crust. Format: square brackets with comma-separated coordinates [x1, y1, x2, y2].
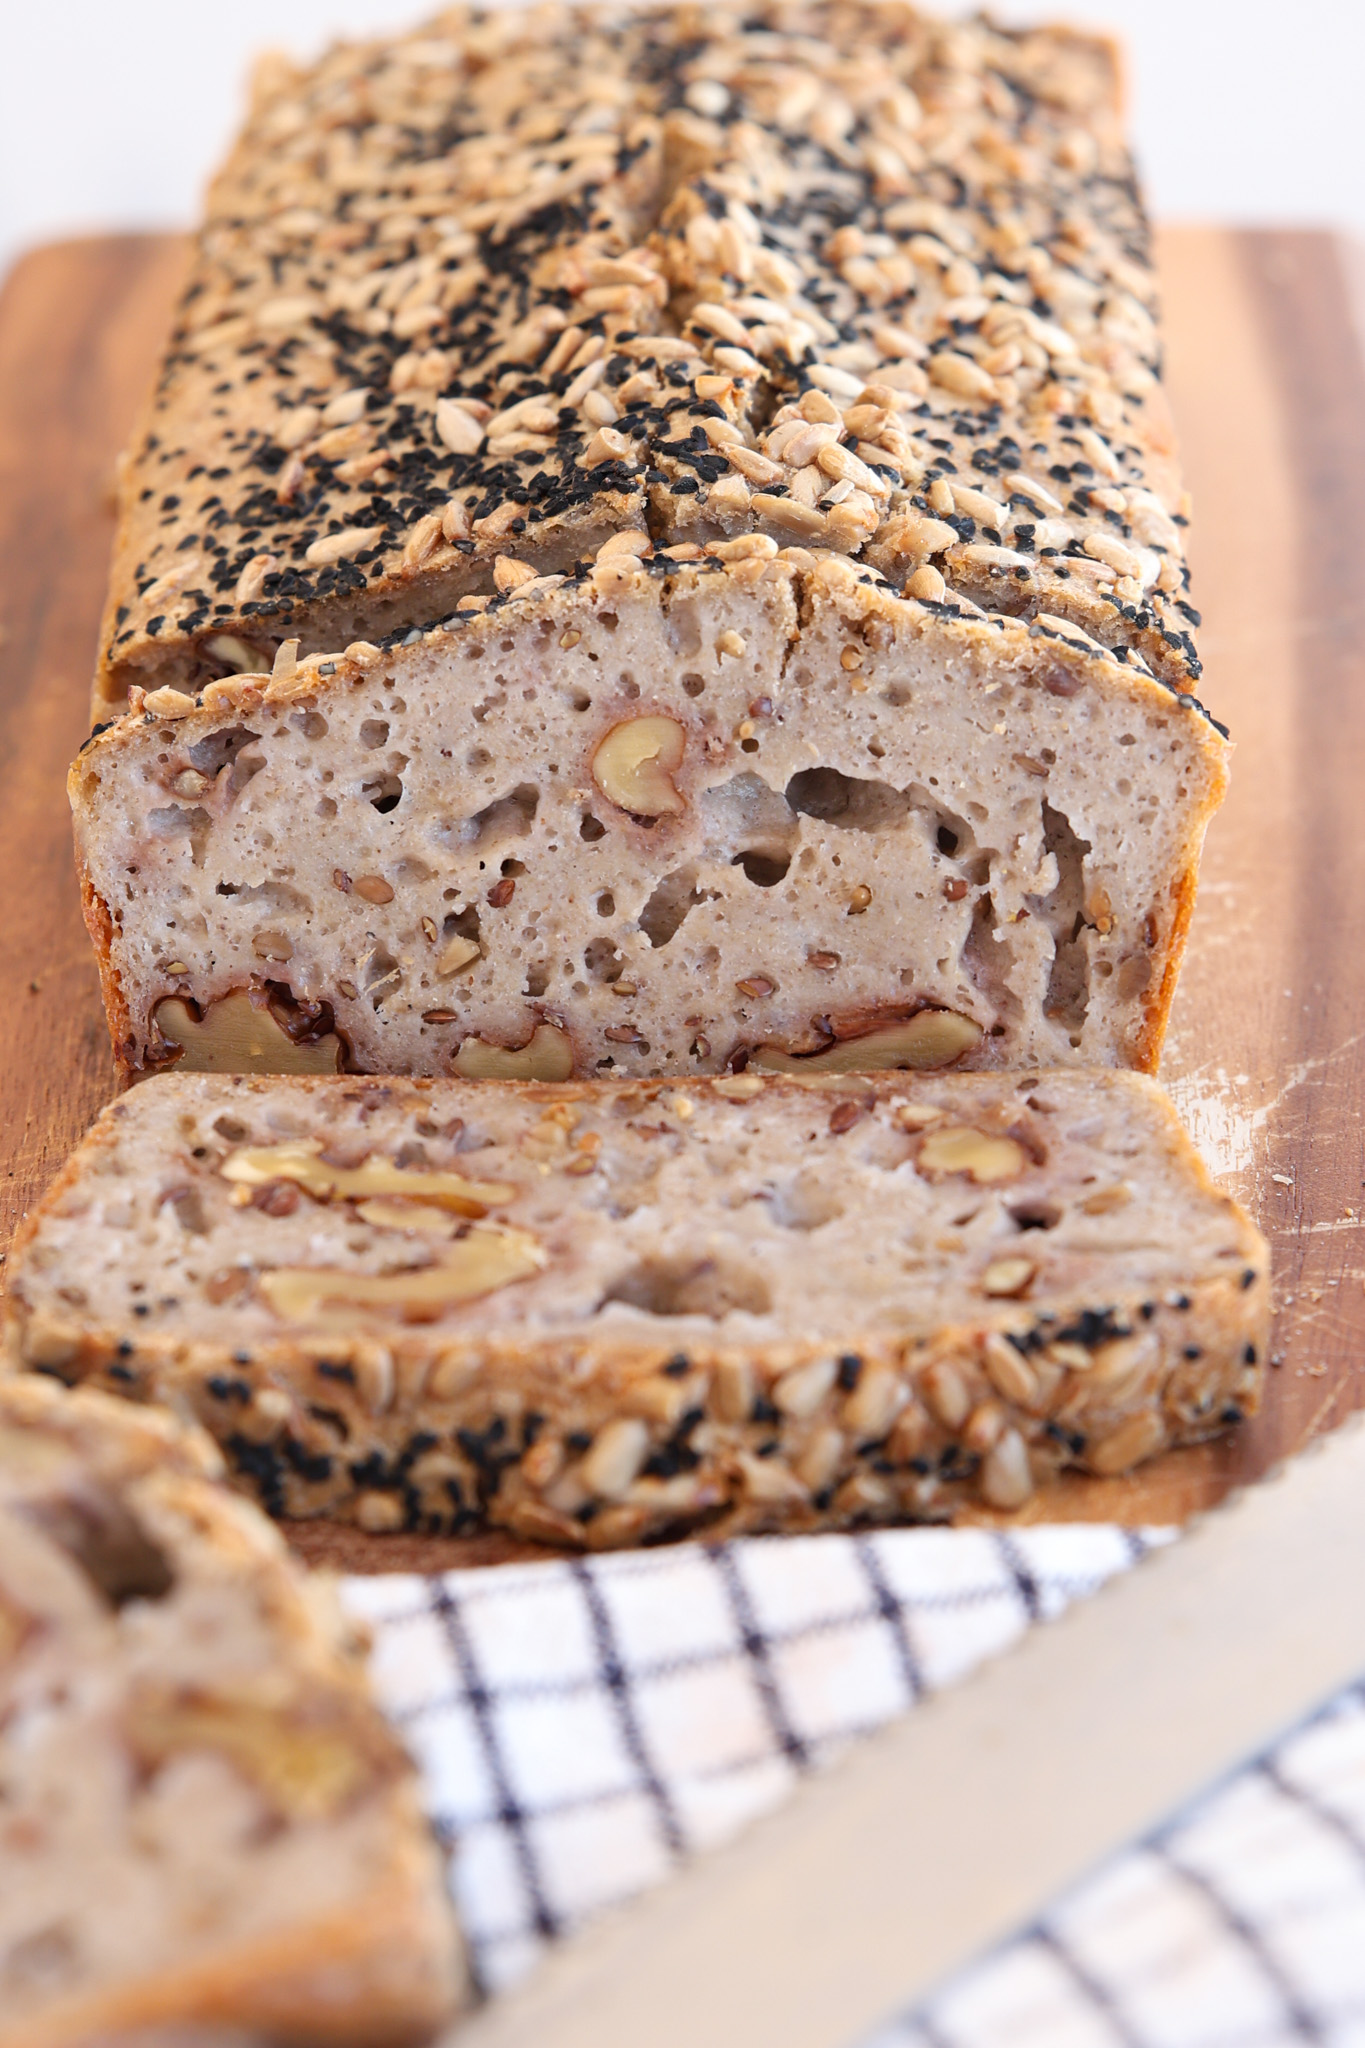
[4, 1070, 1268, 1544]
[94, 0, 1206, 717]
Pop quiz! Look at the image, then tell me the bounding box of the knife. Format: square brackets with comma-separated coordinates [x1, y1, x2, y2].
[445, 1416, 1365, 2048]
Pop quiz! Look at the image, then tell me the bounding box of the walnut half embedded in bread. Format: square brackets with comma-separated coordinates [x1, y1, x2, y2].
[0, 1376, 464, 2048]
[4, 1071, 1269, 1544]
[73, 0, 1227, 1087]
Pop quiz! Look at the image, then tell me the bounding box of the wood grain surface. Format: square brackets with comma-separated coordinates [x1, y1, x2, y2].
[1, 227, 1360, 1572]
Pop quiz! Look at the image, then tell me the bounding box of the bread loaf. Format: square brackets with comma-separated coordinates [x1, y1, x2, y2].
[5, 1070, 1268, 1544]
[73, 1, 1227, 1086]
[0, 1375, 464, 2047]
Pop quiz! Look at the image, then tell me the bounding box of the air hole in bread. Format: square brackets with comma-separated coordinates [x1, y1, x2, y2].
[584, 936, 624, 983]
[1010, 1202, 1062, 1231]
[701, 772, 798, 879]
[732, 851, 791, 886]
[148, 805, 212, 867]
[364, 770, 404, 814]
[164, 1187, 209, 1234]
[361, 942, 402, 1006]
[1035, 801, 1093, 1042]
[786, 766, 908, 832]
[639, 866, 703, 948]
[442, 904, 481, 953]
[186, 726, 261, 780]
[769, 1172, 846, 1231]
[464, 782, 539, 847]
[23, 1488, 174, 1608]
[602, 1255, 771, 1319]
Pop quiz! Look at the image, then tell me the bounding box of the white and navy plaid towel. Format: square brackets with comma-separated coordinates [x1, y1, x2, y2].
[345, 1526, 1365, 2045]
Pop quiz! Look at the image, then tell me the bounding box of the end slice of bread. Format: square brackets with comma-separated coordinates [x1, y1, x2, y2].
[0, 1376, 465, 2047]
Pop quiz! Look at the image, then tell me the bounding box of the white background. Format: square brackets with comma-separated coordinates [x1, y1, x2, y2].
[2, 0, 1362, 282]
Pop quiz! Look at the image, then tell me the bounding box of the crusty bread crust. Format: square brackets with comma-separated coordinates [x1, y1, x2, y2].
[90, 0, 1209, 716]
[4, 1873, 459, 2048]
[5, 1070, 1268, 1542]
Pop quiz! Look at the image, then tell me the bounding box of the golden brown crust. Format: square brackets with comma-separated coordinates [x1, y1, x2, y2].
[2, 1859, 458, 2048]
[1134, 836, 1222, 1072]
[75, 866, 140, 1079]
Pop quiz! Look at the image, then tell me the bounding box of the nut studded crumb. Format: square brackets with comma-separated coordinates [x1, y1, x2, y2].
[5, 1070, 1268, 1545]
[0, 1376, 464, 2046]
[95, 0, 1208, 713]
[73, 549, 1226, 1083]
[74, 0, 1229, 1089]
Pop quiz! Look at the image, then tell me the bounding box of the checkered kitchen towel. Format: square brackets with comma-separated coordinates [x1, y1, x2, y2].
[345, 1526, 1365, 2045]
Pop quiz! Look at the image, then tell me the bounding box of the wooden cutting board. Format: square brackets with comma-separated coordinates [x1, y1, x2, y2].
[1, 227, 1360, 1570]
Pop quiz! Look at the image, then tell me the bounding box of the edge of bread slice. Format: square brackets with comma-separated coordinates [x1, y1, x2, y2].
[5, 1070, 1268, 1546]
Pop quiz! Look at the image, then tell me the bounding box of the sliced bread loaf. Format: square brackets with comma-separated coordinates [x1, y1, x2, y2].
[0, 1375, 464, 2047]
[5, 1071, 1268, 1545]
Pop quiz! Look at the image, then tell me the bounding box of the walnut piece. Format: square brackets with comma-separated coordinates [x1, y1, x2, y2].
[917, 1125, 1027, 1184]
[436, 933, 481, 974]
[221, 1141, 517, 1216]
[980, 1255, 1035, 1297]
[259, 1223, 546, 1322]
[155, 993, 341, 1075]
[751, 1010, 982, 1076]
[591, 716, 686, 816]
[353, 1197, 464, 1232]
[453, 1023, 574, 1080]
[126, 1686, 381, 1821]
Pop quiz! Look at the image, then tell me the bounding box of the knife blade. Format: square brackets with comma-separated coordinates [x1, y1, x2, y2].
[445, 1417, 1365, 2048]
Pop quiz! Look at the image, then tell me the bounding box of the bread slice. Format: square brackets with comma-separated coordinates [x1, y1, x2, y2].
[5, 1071, 1268, 1545]
[72, 0, 1228, 1086]
[0, 1375, 464, 2048]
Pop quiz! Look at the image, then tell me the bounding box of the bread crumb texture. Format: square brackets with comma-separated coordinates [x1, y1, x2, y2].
[5, 1071, 1268, 1543]
[72, 1, 1228, 1087]
[0, 1375, 464, 2047]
